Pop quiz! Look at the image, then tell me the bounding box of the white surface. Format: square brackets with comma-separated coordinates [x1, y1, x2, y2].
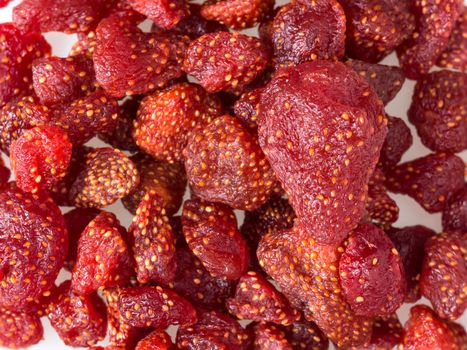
[0, 0, 466, 349]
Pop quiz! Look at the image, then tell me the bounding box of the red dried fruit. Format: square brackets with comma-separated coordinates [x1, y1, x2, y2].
[227, 271, 299, 325]
[32, 54, 95, 106]
[442, 185, 467, 232]
[10, 125, 72, 193]
[0, 184, 67, 311]
[408, 70, 467, 153]
[122, 154, 186, 216]
[271, 0, 346, 67]
[233, 87, 263, 131]
[345, 60, 406, 105]
[0, 308, 43, 348]
[0, 1, 11, 8]
[71, 212, 134, 295]
[170, 247, 235, 311]
[401, 305, 460, 350]
[378, 116, 413, 170]
[135, 330, 173, 350]
[177, 310, 252, 350]
[339, 223, 406, 317]
[12, 0, 110, 34]
[366, 168, 399, 229]
[47, 280, 107, 347]
[128, 0, 189, 29]
[437, 8, 467, 71]
[70, 148, 140, 208]
[0, 95, 52, 154]
[387, 225, 436, 303]
[184, 115, 275, 211]
[447, 321, 467, 350]
[258, 61, 387, 245]
[252, 322, 292, 350]
[128, 191, 176, 285]
[396, 0, 463, 79]
[53, 90, 120, 146]
[340, 0, 415, 63]
[420, 231, 467, 320]
[63, 207, 101, 270]
[362, 314, 403, 350]
[386, 152, 465, 213]
[94, 12, 189, 98]
[200, 0, 274, 29]
[283, 319, 329, 350]
[183, 32, 269, 93]
[257, 225, 373, 348]
[118, 286, 197, 328]
[182, 198, 249, 280]
[0, 157, 9, 185]
[133, 82, 223, 163]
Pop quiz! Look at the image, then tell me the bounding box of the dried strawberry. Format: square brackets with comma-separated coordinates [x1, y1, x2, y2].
[396, 0, 463, 79]
[0, 157, 9, 185]
[0, 184, 67, 312]
[257, 225, 373, 348]
[345, 60, 406, 105]
[200, 0, 275, 29]
[184, 115, 275, 211]
[362, 314, 403, 350]
[182, 198, 249, 280]
[47, 280, 107, 347]
[117, 286, 197, 328]
[136, 330, 173, 350]
[70, 148, 140, 208]
[340, 0, 415, 63]
[283, 319, 329, 350]
[0, 308, 43, 348]
[71, 212, 134, 295]
[10, 125, 72, 193]
[378, 116, 413, 170]
[0, 95, 52, 154]
[447, 321, 467, 350]
[339, 224, 406, 317]
[386, 152, 465, 213]
[408, 70, 467, 153]
[183, 32, 269, 93]
[133, 82, 223, 163]
[128, 191, 176, 285]
[271, 0, 346, 67]
[387, 225, 436, 303]
[12, 0, 110, 34]
[366, 168, 399, 229]
[401, 305, 460, 350]
[128, 0, 189, 29]
[252, 322, 292, 350]
[53, 90, 120, 146]
[442, 185, 466, 232]
[420, 231, 466, 320]
[32, 54, 95, 106]
[233, 87, 263, 131]
[122, 154, 186, 216]
[177, 310, 252, 350]
[0, 1, 11, 8]
[170, 247, 235, 311]
[258, 61, 387, 245]
[94, 12, 189, 98]
[437, 8, 467, 71]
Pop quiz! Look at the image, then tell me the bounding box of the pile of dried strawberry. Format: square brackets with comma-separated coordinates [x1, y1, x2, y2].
[0, 0, 465, 349]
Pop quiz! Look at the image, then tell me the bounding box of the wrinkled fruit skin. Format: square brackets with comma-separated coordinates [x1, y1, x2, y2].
[258, 60, 387, 245]
[387, 225, 436, 303]
[0, 185, 67, 312]
[420, 231, 467, 320]
[364, 314, 403, 350]
[378, 116, 413, 170]
[135, 330, 173, 350]
[182, 198, 249, 280]
[437, 8, 467, 71]
[252, 322, 292, 350]
[184, 115, 275, 211]
[283, 319, 329, 350]
[408, 70, 467, 153]
[234, 87, 263, 131]
[339, 224, 406, 317]
[128, 0, 190, 29]
[0, 308, 43, 348]
[386, 152, 465, 213]
[442, 185, 467, 232]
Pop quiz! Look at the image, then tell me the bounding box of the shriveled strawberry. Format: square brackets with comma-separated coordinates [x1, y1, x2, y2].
[283, 319, 329, 350]
[127, 0, 190, 29]
[0, 308, 43, 349]
[437, 8, 467, 71]
[129, 191, 177, 285]
[182, 198, 249, 280]
[184, 115, 275, 211]
[233, 87, 263, 131]
[252, 322, 292, 350]
[362, 314, 403, 350]
[447, 321, 467, 350]
[258, 60, 387, 245]
[71, 212, 134, 295]
[442, 185, 466, 232]
[135, 330, 173, 350]
[386, 152, 465, 213]
[378, 116, 413, 170]
[133, 82, 223, 163]
[420, 231, 466, 320]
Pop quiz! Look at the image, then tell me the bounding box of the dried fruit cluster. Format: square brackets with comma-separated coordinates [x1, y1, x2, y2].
[0, 0, 465, 349]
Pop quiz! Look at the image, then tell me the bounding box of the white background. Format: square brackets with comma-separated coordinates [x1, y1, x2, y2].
[0, 0, 465, 349]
